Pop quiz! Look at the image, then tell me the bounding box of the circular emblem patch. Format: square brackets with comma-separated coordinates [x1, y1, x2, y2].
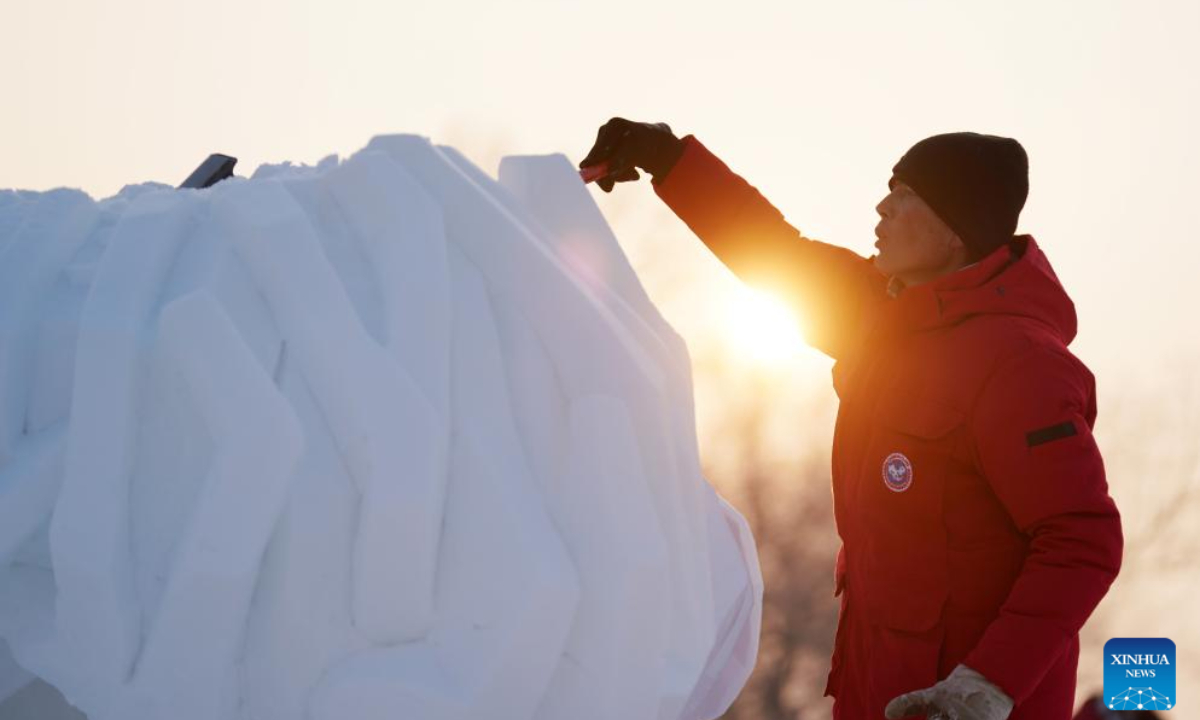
[882, 452, 914, 492]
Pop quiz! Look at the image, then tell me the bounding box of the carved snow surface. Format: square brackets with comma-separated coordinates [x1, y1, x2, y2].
[0, 137, 763, 720]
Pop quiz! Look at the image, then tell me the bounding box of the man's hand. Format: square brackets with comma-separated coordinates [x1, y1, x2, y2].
[885, 664, 1015, 720]
[578, 118, 685, 192]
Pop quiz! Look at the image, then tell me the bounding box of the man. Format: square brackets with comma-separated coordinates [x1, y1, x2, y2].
[579, 119, 1123, 719]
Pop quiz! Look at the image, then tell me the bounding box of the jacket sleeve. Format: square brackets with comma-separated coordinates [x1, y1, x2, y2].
[962, 344, 1123, 704]
[651, 135, 888, 361]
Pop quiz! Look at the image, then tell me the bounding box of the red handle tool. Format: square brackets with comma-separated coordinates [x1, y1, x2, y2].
[578, 160, 615, 184]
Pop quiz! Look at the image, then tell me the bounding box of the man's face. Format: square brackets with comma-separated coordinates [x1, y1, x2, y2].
[872, 179, 969, 285]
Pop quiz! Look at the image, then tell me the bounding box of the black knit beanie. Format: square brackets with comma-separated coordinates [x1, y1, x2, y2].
[890, 132, 1029, 263]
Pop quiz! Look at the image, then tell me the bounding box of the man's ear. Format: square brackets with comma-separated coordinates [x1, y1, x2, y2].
[948, 232, 971, 265]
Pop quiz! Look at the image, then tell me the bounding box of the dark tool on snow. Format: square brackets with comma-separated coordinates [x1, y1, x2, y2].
[179, 154, 238, 189]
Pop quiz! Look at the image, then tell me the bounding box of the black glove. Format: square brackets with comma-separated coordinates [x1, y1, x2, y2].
[578, 118, 686, 192]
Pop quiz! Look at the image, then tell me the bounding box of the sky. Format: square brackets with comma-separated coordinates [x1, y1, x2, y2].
[4, 0, 1197, 387]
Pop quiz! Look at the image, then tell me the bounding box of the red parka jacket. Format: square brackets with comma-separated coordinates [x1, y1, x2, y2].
[651, 136, 1123, 719]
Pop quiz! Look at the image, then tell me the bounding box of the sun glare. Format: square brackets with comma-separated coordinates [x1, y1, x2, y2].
[723, 287, 808, 365]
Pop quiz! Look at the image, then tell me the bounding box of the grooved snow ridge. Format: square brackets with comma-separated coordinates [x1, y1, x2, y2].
[0, 135, 762, 720]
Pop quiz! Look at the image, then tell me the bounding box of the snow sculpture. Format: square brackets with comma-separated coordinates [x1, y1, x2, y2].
[0, 135, 762, 720]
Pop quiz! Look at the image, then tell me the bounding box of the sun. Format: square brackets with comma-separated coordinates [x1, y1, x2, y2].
[722, 286, 808, 365]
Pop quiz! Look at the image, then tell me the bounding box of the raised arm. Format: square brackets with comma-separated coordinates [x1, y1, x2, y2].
[651, 135, 888, 360]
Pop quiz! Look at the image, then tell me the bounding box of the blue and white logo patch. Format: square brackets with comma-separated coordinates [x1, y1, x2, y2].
[1104, 638, 1175, 711]
[882, 452, 913, 492]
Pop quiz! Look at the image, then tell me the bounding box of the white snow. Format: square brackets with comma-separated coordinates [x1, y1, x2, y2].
[0, 135, 763, 720]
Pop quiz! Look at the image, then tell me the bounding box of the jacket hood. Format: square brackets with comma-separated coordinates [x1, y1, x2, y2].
[882, 235, 1078, 345]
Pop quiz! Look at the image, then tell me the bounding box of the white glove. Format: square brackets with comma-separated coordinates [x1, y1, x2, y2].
[884, 664, 1014, 720]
